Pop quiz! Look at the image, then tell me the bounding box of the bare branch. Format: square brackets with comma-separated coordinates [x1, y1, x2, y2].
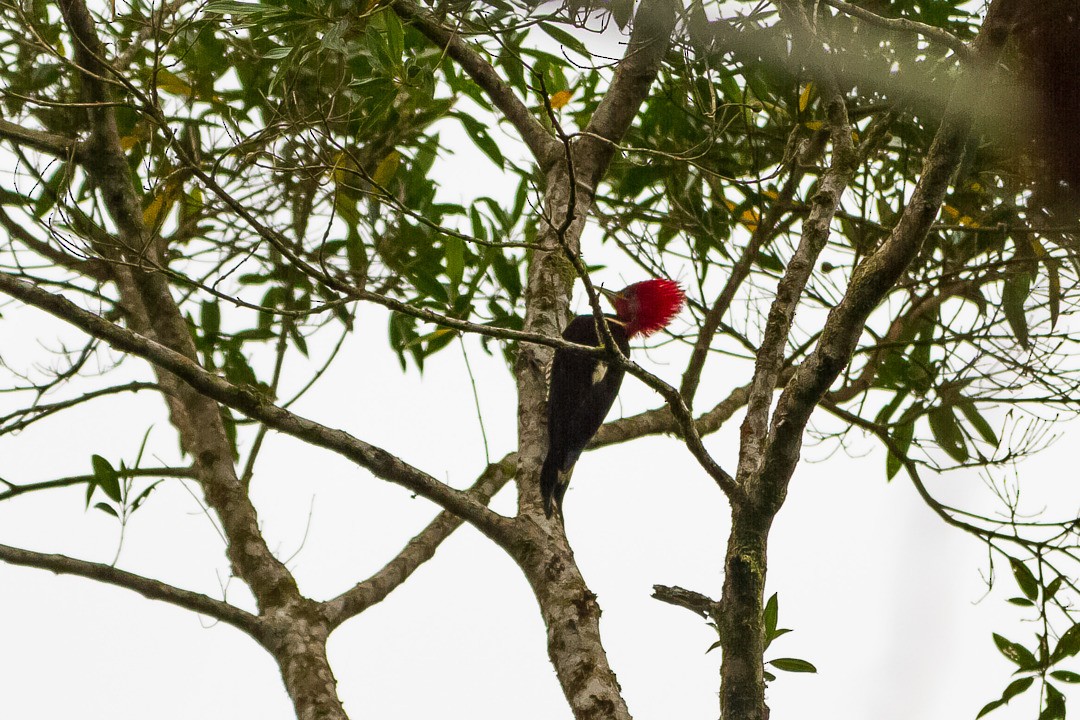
[652, 584, 721, 621]
[323, 455, 516, 627]
[0, 272, 514, 544]
[0, 381, 161, 436]
[0, 118, 82, 159]
[0, 542, 261, 637]
[0, 466, 195, 502]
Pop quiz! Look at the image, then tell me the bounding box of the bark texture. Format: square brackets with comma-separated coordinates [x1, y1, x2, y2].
[54, 1, 347, 716]
[511, 2, 678, 717]
[713, 3, 1019, 717]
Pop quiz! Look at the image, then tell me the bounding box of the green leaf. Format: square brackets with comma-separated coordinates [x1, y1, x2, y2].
[767, 658, 817, 673]
[1008, 557, 1039, 602]
[976, 699, 1004, 719]
[262, 46, 293, 60]
[383, 7, 404, 61]
[1052, 623, 1080, 662]
[223, 347, 259, 386]
[204, 1, 263, 14]
[288, 324, 309, 357]
[1007, 597, 1035, 607]
[875, 390, 909, 425]
[492, 251, 522, 300]
[992, 633, 1039, 670]
[201, 300, 221, 341]
[928, 405, 968, 463]
[1002, 676, 1035, 702]
[1041, 682, 1066, 720]
[538, 22, 590, 57]
[1046, 576, 1064, 602]
[705, 639, 722, 654]
[763, 593, 778, 639]
[1051, 671, 1080, 683]
[457, 114, 505, 169]
[93, 501, 119, 518]
[977, 677, 1034, 718]
[1002, 271, 1032, 348]
[1048, 260, 1061, 330]
[91, 454, 122, 504]
[445, 236, 465, 292]
[130, 480, 162, 512]
[133, 426, 153, 470]
[959, 401, 999, 447]
[886, 420, 914, 480]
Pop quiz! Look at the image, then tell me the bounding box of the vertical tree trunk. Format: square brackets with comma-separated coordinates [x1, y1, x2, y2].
[717, 504, 773, 720]
[262, 603, 349, 720]
[514, 533, 633, 720]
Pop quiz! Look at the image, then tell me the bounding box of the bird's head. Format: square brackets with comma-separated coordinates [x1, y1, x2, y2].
[599, 278, 685, 338]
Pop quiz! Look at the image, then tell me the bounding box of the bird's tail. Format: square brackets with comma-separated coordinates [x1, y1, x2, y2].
[540, 454, 563, 518]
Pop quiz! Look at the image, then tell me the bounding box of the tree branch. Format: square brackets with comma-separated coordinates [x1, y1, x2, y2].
[0, 381, 161, 436]
[817, 0, 973, 60]
[321, 371, 759, 627]
[755, 3, 1015, 514]
[57, 0, 307, 620]
[0, 118, 82, 159]
[736, 0, 858, 490]
[505, 4, 682, 718]
[0, 466, 195, 502]
[322, 455, 516, 627]
[0, 272, 514, 544]
[680, 142, 807, 404]
[652, 584, 721, 621]
[390, 0, 559, 165]
[0, 542, 261, 637]
[578, 0, 678, 189]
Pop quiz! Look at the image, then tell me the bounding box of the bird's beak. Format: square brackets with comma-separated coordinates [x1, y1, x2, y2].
[598, 286, 622, 304]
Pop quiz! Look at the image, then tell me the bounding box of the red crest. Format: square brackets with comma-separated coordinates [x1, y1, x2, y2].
[611, 278, 685, 338]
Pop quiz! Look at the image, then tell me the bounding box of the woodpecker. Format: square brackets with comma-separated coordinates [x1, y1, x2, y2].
[541, 278, 685, 518]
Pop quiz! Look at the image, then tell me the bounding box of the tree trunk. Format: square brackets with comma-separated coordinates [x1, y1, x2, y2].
[717, 503, 773, 720]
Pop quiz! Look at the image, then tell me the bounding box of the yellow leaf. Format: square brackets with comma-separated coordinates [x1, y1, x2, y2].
[142, 192, 172, 227]
[803, 120, 823, 131]
[721, 198, 737, 212]
[372, 150, 401, 186]
[799, 83, 814, 112]
[762, 189, 779, 200]
[549, 90, 573, 110]
[941, 204, 960, 220]
[155, 69, 193, 98]
[331, 151, 360, 185]
[739, 208, 760, 232]
[119, 135, 139, 151]
[1029, 235, 1047, 258]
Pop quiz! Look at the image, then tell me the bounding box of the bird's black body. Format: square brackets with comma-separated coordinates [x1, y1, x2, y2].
[541, 315, 630, 518]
